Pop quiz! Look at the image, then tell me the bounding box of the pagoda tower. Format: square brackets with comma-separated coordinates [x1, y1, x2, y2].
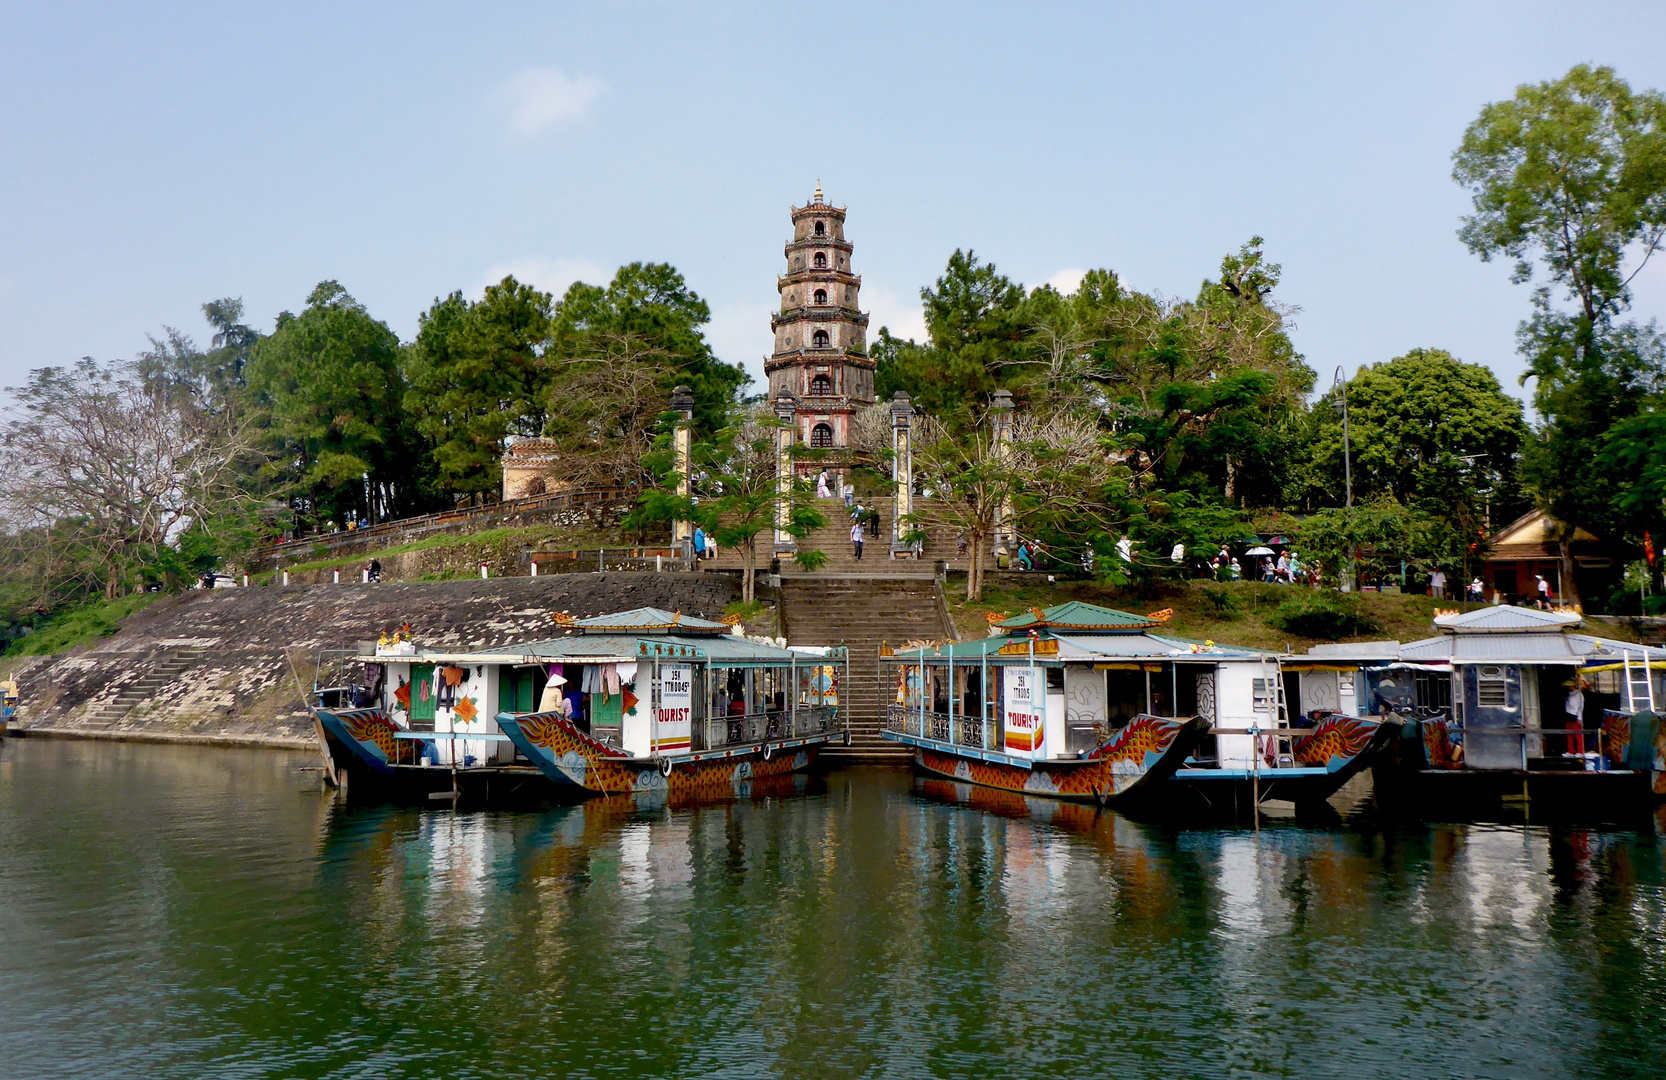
[766, 183, 875, 456]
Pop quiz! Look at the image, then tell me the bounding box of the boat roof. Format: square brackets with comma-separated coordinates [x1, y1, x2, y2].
[994, 601, 1158, 633]
[1430, 605, 1582, 633]
[1284, 605, 1664, 667]
[355, 607, 815, 667]
[884, 630, 1271, 664]
[1399, 631, 1665, 666]
[567, 607, 732, 634]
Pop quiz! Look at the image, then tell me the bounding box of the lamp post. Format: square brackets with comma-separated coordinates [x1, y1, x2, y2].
[990, 389, 1015, 560]
[774, 389, 799, 555]
[890, 391, 914, 557]
[1333, 367, 1354, 592]
[671, 385, 695, 553]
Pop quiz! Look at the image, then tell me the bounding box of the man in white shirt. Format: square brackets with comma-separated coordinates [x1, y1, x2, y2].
[1429, 568, 1447, 599]
[851, 520, 865, 561]
[1536, 574, 1551, 609]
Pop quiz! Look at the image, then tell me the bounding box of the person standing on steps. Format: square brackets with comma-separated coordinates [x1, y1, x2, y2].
[693, 526, 707, 564]
[851, 519, 865, 561]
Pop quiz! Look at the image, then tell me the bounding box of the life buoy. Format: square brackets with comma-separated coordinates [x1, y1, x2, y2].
[660, 757, 673, 777]
[762, 743, 773, 761]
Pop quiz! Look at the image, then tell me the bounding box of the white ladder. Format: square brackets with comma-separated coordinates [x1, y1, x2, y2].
[1257, 656, 1293, 765]
[1622, 649, 1656, 714]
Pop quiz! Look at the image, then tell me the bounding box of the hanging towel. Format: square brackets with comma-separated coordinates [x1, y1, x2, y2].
[441, 666, 466, 687]
[582, 665, 600, 694]
[617, 661, 638, 686]
[602, 663, 621, 697]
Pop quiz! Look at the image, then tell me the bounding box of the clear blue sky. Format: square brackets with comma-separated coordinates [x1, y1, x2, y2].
[5, 1, 1666, 404]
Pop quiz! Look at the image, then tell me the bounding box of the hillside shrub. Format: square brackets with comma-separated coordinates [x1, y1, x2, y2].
[1268, 592, 1381, 640]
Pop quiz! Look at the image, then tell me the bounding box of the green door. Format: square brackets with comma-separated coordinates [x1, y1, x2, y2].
[410, 664, 436, 723]
[499, 669, 537, 714]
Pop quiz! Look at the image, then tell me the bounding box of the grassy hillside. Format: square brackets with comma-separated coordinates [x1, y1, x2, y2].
[2, 593, 158, 659]
[944, 578, 1613, 652]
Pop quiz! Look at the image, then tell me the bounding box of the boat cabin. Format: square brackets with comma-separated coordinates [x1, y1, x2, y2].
[1297, 605, 1666, 773]
[880, 601, 1279, 767]
[323, 606, 846, 774]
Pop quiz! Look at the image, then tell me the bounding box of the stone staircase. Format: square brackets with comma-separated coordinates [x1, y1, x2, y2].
[779, 575, 952, 764]
[79, 648, 209, 727]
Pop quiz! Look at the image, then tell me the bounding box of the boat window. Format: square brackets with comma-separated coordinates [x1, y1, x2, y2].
[1414, 671, 1451, 711]
[1476, 666, 1508, 707]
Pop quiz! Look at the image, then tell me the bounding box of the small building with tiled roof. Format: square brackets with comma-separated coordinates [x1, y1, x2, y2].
[1480, 509, 1620, 607]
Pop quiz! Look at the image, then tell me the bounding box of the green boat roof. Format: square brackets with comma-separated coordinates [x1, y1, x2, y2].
[993, 600, 1158, 633]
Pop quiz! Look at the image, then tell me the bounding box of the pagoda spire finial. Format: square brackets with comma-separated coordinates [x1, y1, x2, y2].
[814, 179, 823, 204]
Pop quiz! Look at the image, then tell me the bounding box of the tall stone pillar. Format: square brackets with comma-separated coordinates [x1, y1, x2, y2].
[773, 389, 799, 555]
[891, 391, 914, 557]
[990, 389, 1015, 559]
[671, 385, 695, 550]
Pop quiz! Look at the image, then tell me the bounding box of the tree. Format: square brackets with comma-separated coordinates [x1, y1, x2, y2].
[244, 281, 425, 528]
[548, 263, 745, 437]
[875, 251, 1028, 424]
[0, 358, 261, 599]
[907, 406, 1115, 601]
[1454, 65, 1666, 604]
[405, 277, 554, 501]
[1300, 348, 1526, 515]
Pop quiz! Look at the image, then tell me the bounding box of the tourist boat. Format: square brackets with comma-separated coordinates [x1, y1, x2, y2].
[313, 607, 847, 804]
[493, 608, 846, 799]
[1303, 606, 1666, 817]
[880, 602, 1396, 814]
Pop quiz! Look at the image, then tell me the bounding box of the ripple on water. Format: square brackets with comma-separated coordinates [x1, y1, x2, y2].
[2, 743, 1665, 1078]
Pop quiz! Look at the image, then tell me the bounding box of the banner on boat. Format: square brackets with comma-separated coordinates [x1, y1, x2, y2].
[1004, 667, 1044, 758]
[654, 664, 692, 754]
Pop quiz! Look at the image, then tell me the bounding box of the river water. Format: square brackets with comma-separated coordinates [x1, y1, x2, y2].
[3, 739, 1666, 1078]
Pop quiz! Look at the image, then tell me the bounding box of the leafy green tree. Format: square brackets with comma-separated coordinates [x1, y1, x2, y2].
[875, 250, 1028, 424]
[697, 412, 825, 605]
[245, 281, 425, 528]
[548, 263, 744, 437]
[405, 277, 554, 501]
[1454, 64, 1666, 604]
[1300, 348, 1526, 510]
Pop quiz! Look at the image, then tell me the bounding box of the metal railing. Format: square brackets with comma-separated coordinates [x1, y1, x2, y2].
[698, 704, 838, 752]
[885, 703, 999, 750]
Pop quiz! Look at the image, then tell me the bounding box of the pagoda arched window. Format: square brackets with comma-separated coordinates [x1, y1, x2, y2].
[809, 374, 832, 395]
[814, 221, 825, 236]
[812, 329, 829, 347]
[814, 289, 827, 305]
[814, 252, 827, 268]
[811, 423, 834, 448]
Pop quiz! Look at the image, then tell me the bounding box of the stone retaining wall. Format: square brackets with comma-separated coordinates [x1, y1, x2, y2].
[6, 574, 737, 744]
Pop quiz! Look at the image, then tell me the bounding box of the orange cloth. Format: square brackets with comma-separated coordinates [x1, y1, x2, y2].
[393, 681, 411, 710]
[441, 666, 467, 687]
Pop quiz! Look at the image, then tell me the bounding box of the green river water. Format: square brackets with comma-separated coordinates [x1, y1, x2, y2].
[2, 738, 1666, 1078]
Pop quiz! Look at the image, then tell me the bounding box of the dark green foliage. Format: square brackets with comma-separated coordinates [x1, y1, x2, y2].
[1268, 593, 1382, 640]
[245, 282, 432, 528]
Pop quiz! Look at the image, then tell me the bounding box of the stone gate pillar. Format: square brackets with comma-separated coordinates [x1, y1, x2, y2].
[671, 385, 695, 551]
[891, 391, 913, 557]
[774, 389, 799, 555]
[990, 389, 1015, 559]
